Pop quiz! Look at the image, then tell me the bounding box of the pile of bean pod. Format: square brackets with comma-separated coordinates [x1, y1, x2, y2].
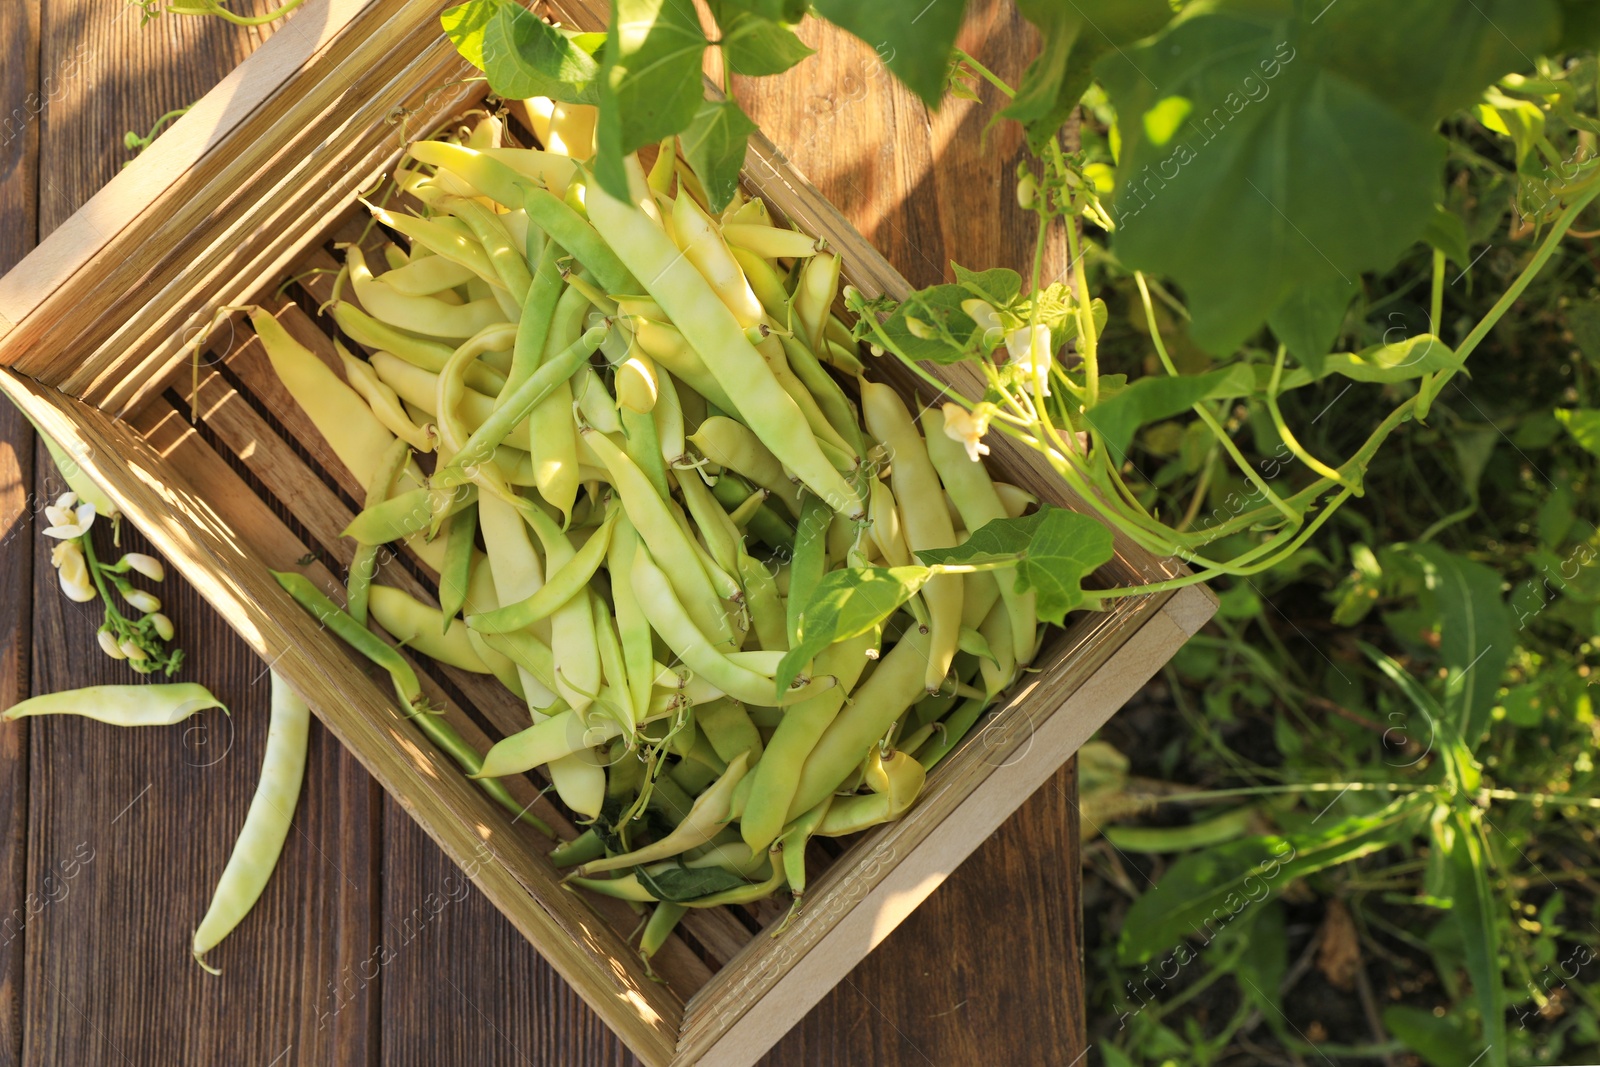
[262, 102, 1043, 950]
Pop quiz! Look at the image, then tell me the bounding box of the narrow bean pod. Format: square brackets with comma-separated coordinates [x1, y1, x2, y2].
[3, 683, 225, 727]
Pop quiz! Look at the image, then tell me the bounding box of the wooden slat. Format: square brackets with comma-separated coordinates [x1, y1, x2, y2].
[0, 1, 38, 1061]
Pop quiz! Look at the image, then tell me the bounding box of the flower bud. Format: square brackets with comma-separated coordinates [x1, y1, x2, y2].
[1016, 172, 1038, 211]
[97, 630, 126, 660]
[905, 315, 937, 340]
[120, 553, 166, 582]
[119, 640, 148, 662]
[122, 588, 162, 614]
[148, 613, 175, 642]
[54, 491, 78, 510]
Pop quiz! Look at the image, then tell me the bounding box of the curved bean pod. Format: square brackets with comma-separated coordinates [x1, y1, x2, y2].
[576, 752, 750, 875]
[2, 682, 226, 727]
[192, 670, 308, 973]
[345, 243, 506, 339]
[467, 504, 618, 633]
[689, 416, 803, 517]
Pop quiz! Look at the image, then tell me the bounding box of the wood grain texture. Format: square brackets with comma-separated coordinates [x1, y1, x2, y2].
[0, 4, 39, 1065]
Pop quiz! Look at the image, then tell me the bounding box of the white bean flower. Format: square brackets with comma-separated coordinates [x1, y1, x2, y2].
[941, 402, 995, 463]
[1006, 323, 1054, 398]
[120, 553, 166, 581]
[50, 540, 97, 603]
[43, 496, 97, 540]
[960, 299, 1005, 349]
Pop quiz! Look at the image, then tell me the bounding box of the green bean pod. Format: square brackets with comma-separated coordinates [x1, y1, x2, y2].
[348, 438, 412, 626]
[272, 570, 425, 713]
[467, 504, 618, 634]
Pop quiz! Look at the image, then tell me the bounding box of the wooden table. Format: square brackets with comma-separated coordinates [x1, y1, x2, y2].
[0, 3, 1084, 1063]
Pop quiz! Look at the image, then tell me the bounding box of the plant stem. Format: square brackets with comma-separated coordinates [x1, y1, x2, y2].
[953, 50, 1015, 99]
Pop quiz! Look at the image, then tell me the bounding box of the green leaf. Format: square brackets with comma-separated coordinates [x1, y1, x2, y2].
[1556, 407, 1600, 458]
[1407, 542, 1514, 746]
[1002, 0, 1173, 153]
[1449, 810, 1507, 1067]
[917, 507, 1115, 625]
[1361, 642, 1481, 794]
[678, 98, 758, 213]
[809, 0, 967, 107]
[634, 863, 751, 902]
[1477, 88, 1547, 168]
[478, 3, 603, 104]
[1233, 902, 1288, 1022]
[1273, 334, 1463, 391]
[951, 263, 1021, 309]
[441, 0, 500, 69]
[1116, 796, 1427, 965]
[711, 2, 814, 76]
[1098, 0, 1561, 353]
[1080, 364, 1257, 463]
[716, 0, 806, 21]
[1267, 277, 1355, 375]
[1382, 1006, 1475, 1067]
[1564, 302, 1600, 372]
[1422, 204, 1471, 267]
[879, 284, 979, 364]
[594, 0, 709, 202]
[778, 566, 930, 693]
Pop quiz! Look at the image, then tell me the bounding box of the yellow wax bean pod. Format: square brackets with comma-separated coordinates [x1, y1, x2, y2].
[738, 630, 876, 852]
[868, 477, 912, 567]
[519, 505, 602, 718]
[976, 594, 1018, 698]
[631, 546, 825, 707]
[582, 425, 737, 650]
[546, 101, 597, 159]
[191, 672, 307, 973]
[922, 406, 1038, 667]
[721, 223, 822, 261]
[381, 242, 410, 270]
[861, 380, 961, 692]
[757, 331, 857, 460]
[471, 146, 577, 196]
[336, 344, 436, 452]
[721, 196, 769, 226]
[347, 438, 412, 626]
[728, 246, 790, 327]
[616, 351, 659, 413]
[442, 197, 534, 305]
[696, 698, 764, 764]
[793, 250, 841, 357]
[814, 749, 926, 837]
[527, 282, 589, 521]
[607, 518, 658, 726]
[467, 504, 618, 634]
[671, 192, 765, 328]
[3, 682, 225, 727]
[366, 585, 507, 676]
[331, 303, 508, 394]
[994, 481, 1035, 519]
[575, 752, 750, 876]
[785, 624, 932, 822]
[367, 353, 530, 445]
[630, 317, 739, 415]
[688, 416, 803, 517]
[677, 471, 742, 579]
[345, 243, 506, 340]
[376, 251, 477, 296]
[613, 294, 667, 321]
[587, 158, 861, 517]
[367, 204, 504, 291]
[574, 364, 622, 435]
[477, 709, 623, 779]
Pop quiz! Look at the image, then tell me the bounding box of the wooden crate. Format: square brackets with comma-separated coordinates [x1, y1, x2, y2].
[0, 1, 1216, 1063]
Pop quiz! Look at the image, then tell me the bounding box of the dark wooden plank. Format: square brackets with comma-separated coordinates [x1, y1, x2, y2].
[0, 4, 40, 1066]
[737, 6, 1087, 1063]
[12, 4, 377, 1067]
[379, 798, 642, 1067]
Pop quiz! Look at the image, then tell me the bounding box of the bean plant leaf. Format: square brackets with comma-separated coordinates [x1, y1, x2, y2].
[878, 284, 978, 364]
[1406, 542, 1514, 747]
[441, 0, 498, 68]
[593, 0, 709, 202]
[1116, 796, 1428, 965]
[1361, 642, 1481, 794]
[1422, 205, 1471, 267]
[1449, 809, 1507, 1067]
[1002, 0, 1174, 153]
[778, 566, 931, 693]
[634, 863, 751, 902]
[1098, 0, 1562, 353]
[711, 2, 815, 76]
[952, 263, 1022, 308]
[1267, 277, 1355, 376]
[716, 0, 807, 21]
[917, 506, 1115, 625]
[1080, 364, 1257, 463]
[808, 0, 967, 107]
[1556, 407, 1600, 458]
[456, 0, 603, 104]
[1270, 334, 1463, 394]
[1382, 1006, 1476, 1067]
[678, 98, 758, 212]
